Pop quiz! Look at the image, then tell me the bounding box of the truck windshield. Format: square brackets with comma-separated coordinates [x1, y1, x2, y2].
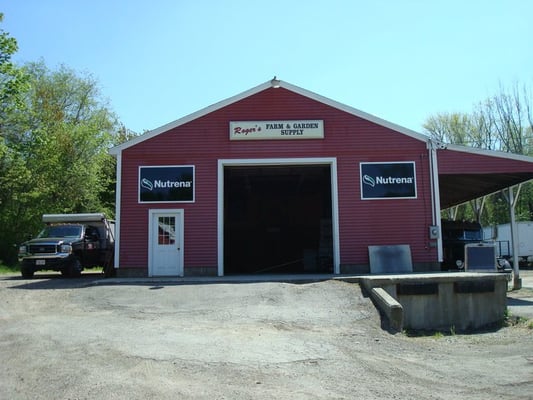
[445, 229, 482, 241]
[463, 230, 482, 240]
[37, 225, 83, 238]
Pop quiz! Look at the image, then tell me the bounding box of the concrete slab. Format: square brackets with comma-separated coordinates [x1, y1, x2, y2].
[507, 269, 533, 319]
[91, 270, 533, 327]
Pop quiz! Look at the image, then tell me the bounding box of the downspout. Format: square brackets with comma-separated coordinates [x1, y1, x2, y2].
[428, 139, 443, 262]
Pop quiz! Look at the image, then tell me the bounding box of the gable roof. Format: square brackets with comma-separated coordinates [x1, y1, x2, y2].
[109, 78, 428, 155]
[109, 78, 533, 209]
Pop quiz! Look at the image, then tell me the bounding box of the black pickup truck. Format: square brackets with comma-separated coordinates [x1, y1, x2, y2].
[18, 213, 115, 278]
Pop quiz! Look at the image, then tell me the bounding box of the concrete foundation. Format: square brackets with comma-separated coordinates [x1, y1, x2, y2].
[115, 266, 218, 278]
[371, 287, 403, 332]
[361, 273, 508, 332]
[115, 267, 148, 278]
[184, 266, 218, 277]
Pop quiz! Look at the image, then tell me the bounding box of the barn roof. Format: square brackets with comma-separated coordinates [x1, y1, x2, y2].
[108, 78, 428, 154]
[109, 78, 533, 209]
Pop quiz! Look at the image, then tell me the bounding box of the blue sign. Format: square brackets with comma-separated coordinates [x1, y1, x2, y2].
[139, 166, 195, 203]
[360, 162, 417, 199]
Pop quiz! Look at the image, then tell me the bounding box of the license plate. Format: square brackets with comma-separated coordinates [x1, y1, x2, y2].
[36, 259, 46, 266]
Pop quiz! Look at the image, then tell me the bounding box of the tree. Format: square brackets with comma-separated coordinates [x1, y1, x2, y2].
[0, 13, 31, 264]
[22, 62, 118, 210]
[423, 83, 533, 225]
[423, 112, 472, 146]
[0, 60, 120, 264]
[0, 13, 28, 118]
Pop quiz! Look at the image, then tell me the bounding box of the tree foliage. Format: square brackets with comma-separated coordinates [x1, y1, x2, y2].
[17, 62, 118, 212]
[0, 13, 28, 117]
[0, 13, 31, 264]
[0, 14, 140, 265]
[0, 26, 123, 264]
[424, 83, 533, 225]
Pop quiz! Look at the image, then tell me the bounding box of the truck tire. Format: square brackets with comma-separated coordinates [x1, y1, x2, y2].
[67, 259, 82, 278]
[21, 267, 34, 279]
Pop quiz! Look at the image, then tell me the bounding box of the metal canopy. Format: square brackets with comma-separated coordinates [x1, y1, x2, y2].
[439, 172, 533, 209]
[436, 145, 533, 209]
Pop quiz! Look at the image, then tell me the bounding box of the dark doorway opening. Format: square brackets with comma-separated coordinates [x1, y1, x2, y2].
[224, 165, 333, 274]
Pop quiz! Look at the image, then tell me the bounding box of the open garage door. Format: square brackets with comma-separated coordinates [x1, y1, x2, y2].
[224, 165, 333, 274]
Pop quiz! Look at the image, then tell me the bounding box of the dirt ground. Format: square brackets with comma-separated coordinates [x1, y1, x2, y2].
[0, 272, 532, 400]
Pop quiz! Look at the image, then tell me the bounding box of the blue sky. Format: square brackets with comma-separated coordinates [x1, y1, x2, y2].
[3, 0, 532, 134]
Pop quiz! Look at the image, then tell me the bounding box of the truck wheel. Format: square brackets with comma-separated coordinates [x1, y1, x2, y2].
[21, 267, 34, 279]
[68, 259, 82, 278]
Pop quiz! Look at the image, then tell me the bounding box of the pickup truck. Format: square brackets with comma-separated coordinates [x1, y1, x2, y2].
[18, 213, 115, 278]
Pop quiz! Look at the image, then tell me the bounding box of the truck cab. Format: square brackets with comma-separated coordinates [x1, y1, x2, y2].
[441, 219, 483, 270]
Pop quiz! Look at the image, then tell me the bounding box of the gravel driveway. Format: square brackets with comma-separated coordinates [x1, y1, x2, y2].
[1, 273, 532, 399]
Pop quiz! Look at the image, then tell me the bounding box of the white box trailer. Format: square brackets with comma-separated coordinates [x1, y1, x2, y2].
[483, 221, 533, 260]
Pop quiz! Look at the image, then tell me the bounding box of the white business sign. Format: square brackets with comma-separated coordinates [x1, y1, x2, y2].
[230, 120, 324, 140]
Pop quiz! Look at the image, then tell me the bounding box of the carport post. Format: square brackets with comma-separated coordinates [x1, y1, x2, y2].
[504, 185, 522, 290]
[428, 139, 443, 262]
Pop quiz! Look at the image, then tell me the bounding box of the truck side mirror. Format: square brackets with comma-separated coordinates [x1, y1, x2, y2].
[86, 232, 99, 241]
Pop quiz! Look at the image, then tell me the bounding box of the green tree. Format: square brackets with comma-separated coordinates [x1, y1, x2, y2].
[0, 60, 120, 264]
[0, 13, 31, 264]
[0, 13, 28, 117]
[22, 62, 118, 212]
[423, 83, 533, 225]
[423, 112, 472, 146]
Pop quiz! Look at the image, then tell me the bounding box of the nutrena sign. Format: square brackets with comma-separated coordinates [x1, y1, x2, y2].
[360, 162, 417, 199]
[230, 120, 324, 140]
[139, 166, 194, 203]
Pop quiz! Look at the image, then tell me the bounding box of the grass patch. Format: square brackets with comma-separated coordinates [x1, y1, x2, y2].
[0, 264, 105, 275]
[403, 328, 454, 338]
[0, 263, 20, 274]
[503, 308, 530, 327]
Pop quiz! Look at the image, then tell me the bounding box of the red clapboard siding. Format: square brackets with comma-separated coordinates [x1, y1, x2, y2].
[119, 87, 436, 271]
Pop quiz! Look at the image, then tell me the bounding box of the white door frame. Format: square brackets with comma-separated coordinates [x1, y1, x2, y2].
[217, 157, 340, 276]
[148, 209, 184, 277]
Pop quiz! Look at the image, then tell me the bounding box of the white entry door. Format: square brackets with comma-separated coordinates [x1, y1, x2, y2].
[149, 209, 184, 276]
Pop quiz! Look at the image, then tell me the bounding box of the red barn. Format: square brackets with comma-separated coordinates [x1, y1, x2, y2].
[109, 79, 533, 277]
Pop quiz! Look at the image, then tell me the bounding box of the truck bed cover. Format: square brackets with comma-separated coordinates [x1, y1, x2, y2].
[42, 213, 108, 223]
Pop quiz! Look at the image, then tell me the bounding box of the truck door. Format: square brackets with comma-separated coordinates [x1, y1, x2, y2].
[82, 226, 101, 267]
